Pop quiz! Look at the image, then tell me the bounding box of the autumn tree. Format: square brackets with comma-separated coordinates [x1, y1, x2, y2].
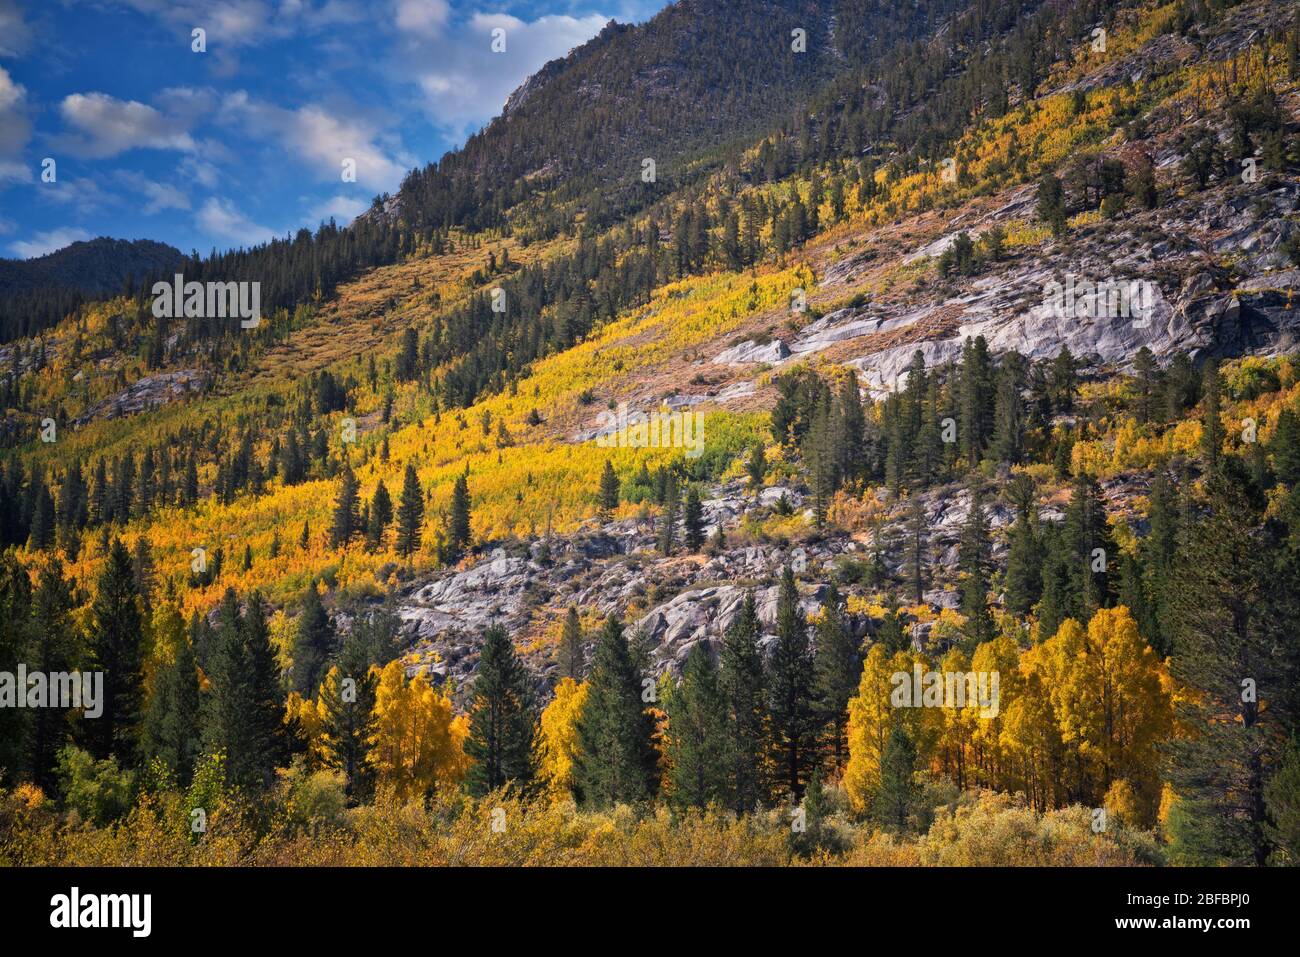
[536, 677, 588, 800]
[367, 659, 469, 801]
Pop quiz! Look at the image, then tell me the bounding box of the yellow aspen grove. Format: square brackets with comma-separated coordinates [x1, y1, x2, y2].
[536, 677, 589, 801]
[1026, 608, 1173, 820]
[1085, 606, 1173, 823]
[286, 691, 327, 770]
[1036, 617, 1099, 804]
[367, 660, 470, 801]
[935, 648, 977, 791]
[999, 660, 1064, 813]
[969, 633, 1020, 790]
[845, 647, 934, 811]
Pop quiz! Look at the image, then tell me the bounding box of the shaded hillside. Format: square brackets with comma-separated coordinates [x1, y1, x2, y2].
[0, 238, 183, 341]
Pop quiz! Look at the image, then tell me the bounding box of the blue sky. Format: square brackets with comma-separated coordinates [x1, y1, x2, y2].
[0, 0, 667, 259]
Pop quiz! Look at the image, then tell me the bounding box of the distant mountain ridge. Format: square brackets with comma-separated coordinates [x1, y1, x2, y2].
[0, 238, 185, 340]
[0, 237, 184, 296]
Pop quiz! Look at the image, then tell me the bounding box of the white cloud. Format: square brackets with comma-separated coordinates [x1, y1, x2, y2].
[90, 0, 366, 49]
[59, 92, 200, 158]
[114, 170, 191, 214]
[197, 196, 277, 246]
[42, 175, 111, 210]
[0, 0, 31, 57]
[0, 159, 29, 185]
[0, 215, 14, 235]
[408, 13, 609, 136]
[395, 0, 449, 36]
[219, 91, 409, 191]
[307, 193, 367, 225]
[179, 154, 222, 188]
[9, 227, 92, 259]
[0, 66, 32, 164]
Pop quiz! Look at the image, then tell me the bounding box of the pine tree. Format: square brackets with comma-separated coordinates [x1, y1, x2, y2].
[396, 463, 424, 557]
[906, 493, 927, 603]
[682, 485, 705, 551]
[873, 721, 918, 831]
[1265, 737, 1300, 864]
[958, 336, 994, 466]
[465, 625, 537, 796]
[1037, 172, 1067, 236]
[88, 538, 145, 765]
[242, 591, 285, 788]
[1061, 472, 1116, 619]
[598, 459, 620, 518]
[140, 611, 200, 787]
[28, 556, 78, 791]
[1201, 360, 1224, 477]
[1165, 476, 1295, 865]
[958, 485, 995, 648]
[291, 583, 335, 696]
[1272, 407, 1300, 487]
[330, 464, 361, 547]
[366, 479, 393, 551]
[718, 591, 767, 812]
[876, 595, 909, 653]
[658, 472, 679, 555]
[814, 583, 860, 774]
[573, 615, 659, 806]
[558, 606, 585, 680]
[446, 471, 472, 562]
[316, 662, 376, 802]
[664, 643, 728, 809]
[746, 443, 767, 499]
[1036, 524, 1071, 642]
[202, 590, 260, 790]
[1142, 471, 1181, 657]
[767, 565, 818, 797]
[1004, 490, 1044, 617]
[0, 555, 33, 783]
[1133, 347, 1160, 424]
[991, 352, 1026, 464]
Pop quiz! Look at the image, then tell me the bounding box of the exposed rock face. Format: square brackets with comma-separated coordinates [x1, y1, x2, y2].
[712, 338, 790, 365]
[74, 369, 210, 425]
[823, 184, 1300, 395]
